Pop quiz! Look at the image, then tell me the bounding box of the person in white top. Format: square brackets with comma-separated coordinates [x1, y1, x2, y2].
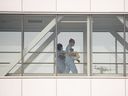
[65, 38, 78, 74]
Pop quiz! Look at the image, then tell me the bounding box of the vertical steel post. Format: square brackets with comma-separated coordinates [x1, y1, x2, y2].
[87, 15, 92, 76]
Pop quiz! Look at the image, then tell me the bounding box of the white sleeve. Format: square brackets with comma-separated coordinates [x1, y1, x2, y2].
[66, 46, 71, 53]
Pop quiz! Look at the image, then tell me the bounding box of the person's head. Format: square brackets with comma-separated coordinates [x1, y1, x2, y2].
[57, 43, 63, 51]
[69, 38, 75, 47]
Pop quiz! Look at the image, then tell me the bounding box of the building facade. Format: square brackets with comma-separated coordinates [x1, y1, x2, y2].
[0, 0, 128, 96]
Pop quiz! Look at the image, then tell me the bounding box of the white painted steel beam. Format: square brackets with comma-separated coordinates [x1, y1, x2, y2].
[117, 16, 128, 28]
[110, 16, 128, 51]
[110, 31, 128, 50]
[87, 15, 92, 76]
[15, 32, 60, 73]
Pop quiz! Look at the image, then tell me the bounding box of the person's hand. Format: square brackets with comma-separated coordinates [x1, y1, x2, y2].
[72, 52, 76, 56]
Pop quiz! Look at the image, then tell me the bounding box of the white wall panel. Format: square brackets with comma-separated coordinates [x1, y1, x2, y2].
[91, 0, 124, 12]
[0, 79, 21, 96]
[0, 0, 21, 11]
[92, 79, 125, 96]
[125, 0, 128, 12]
[23, 0, 56, 11]
[23, 79, 56, 96]
[57, 0, 90, 12]
[126, 79, 128, 96]
[57, 79, 90, 96]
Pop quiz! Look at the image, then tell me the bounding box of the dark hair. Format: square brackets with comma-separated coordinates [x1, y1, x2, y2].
[69, 38, 75, 43]
[57, 43, 63, 51]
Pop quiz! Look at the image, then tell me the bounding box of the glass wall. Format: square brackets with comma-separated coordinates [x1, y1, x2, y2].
[0, 14, 128, 76]
[23, 15, 56, 76]
[92, 15, 124, 76]
[0, 15, 22, 76]
[57, 15, 87, 75]
[125, 15, 128, 76]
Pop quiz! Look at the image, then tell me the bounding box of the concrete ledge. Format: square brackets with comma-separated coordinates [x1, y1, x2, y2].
[0, 76, 128, 79]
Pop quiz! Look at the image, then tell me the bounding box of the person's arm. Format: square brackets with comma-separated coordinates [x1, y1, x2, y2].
[65, 45, 71, 55]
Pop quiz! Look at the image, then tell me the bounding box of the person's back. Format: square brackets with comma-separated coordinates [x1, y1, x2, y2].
[57, 43, 65, 73]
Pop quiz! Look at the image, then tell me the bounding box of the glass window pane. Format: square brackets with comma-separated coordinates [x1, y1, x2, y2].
[57, 15, 87, 75]
[92, 15, 124, 76]
[0, 15, 22, 76]
[23, 15, 56, 76]
[125, 15, 128, 76]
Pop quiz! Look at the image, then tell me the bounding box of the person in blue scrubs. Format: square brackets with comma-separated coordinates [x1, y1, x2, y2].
[65, 38, 78, 74]
[57, 43, 66, 73]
